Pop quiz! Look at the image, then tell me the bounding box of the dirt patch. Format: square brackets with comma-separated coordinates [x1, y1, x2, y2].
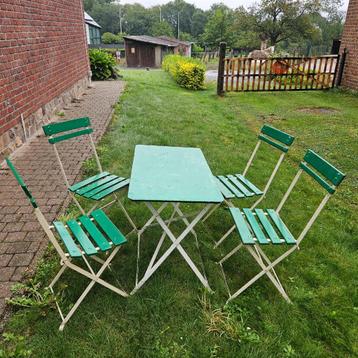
[297, 107, 340, 115]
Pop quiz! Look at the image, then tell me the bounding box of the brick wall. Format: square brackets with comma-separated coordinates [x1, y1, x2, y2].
[0, 0, 90, 156]
[340, 0, 358, 89]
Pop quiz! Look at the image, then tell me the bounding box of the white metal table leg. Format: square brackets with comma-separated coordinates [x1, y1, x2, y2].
[131, 203, 212, 294]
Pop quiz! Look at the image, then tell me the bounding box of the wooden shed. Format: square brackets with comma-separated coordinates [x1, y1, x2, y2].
[124, 35, 175, 68]
[124, 35, 192, 68]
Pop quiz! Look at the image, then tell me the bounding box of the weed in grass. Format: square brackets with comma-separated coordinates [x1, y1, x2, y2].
[0, 333, 32, 358]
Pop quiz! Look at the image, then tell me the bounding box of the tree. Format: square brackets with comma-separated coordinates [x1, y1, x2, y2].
[251, 0, 325, 46]
[232, 7, 261, 50]
[202, 4, 234, 48]
[151, 21, 174, 37]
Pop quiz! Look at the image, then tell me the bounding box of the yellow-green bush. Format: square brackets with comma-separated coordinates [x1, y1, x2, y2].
[162, 55, 205, 90]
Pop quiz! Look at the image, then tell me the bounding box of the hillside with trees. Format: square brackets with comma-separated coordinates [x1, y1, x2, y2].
[84, 0, 345, 54]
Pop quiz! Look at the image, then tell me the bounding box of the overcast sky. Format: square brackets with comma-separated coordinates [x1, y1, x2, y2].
[120, 0, 350, 11]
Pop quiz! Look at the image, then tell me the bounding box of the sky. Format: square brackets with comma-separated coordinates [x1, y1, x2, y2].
[120, 0, 350, 11]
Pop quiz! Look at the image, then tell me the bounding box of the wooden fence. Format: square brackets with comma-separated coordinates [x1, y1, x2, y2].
[223, 55, 339, 92]
[216, 43, 346, 95]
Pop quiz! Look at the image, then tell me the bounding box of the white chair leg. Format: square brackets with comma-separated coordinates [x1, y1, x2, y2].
[214, 225, 236, 248]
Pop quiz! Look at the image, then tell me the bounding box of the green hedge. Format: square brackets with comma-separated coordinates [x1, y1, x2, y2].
[162, 55, 205, 90]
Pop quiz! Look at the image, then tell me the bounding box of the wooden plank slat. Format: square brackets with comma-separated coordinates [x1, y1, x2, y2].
[229, 208, 255, 245]
[67, 219, 98, 255]
[227, 175, 254, 197]
[255, 209, 282, 244]
[76, 175, 118, 195]
[91, 209, 126, 245]
[243, 208, 269, 244]
[91, 179, 130, 200]
[53, 221, 82, 258]
[214, 177, 235, 199]
[266, 209, 296, 245]
[79, 215, 111, 251]
[69, 172, 110, 192]
[217, 175, 245, 198]
[235, 174, 263, 195]
[82, 177, 126, 198]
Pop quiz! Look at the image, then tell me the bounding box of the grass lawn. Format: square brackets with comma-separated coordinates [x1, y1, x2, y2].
[2, 70, 357, 357]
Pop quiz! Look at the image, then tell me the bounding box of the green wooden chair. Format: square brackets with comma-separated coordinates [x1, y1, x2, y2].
[6, 158, 128, 331]
[217, 149, 345, 303]
[42, 117, 137, 232]
[207, 125, 295, 248]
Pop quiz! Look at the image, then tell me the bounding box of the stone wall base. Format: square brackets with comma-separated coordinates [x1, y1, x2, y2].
[0, 75, 91, 161]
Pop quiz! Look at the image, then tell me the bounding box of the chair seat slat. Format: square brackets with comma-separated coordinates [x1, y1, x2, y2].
[91, 210, 127, 246]
[78, 216, 112, 251]
[217, 176, 245, 198]
[83, 177, 126, 198]
[229, 208, 255, 244]
[214, 177, 236, 199]
[242, 208, 269, 244]
[227, 175, 255, 197]
[235, 174, 263, 195]
[75, 175, 118, 195]
[53, 222, 82, 258]
[91, 179, 130, 200]
[267, 209, 296, 244]
[69, 172, 110, 192]
[67, 220, 98, 255]
[255, 209, 282, 244]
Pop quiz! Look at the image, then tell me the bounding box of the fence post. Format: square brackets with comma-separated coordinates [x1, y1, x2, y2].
[217, 42, 226, 96]
[335, 47, 347, 87]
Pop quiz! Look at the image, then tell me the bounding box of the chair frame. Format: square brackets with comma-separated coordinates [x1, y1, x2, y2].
[6, 158, 128, 331]
[206, 125, 295, 248]
[217, 150, 345, 303]
[42, 117, 137, 233]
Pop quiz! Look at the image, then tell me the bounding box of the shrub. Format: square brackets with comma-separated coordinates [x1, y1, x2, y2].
[89, 49, 118, 80]
[101, 32, 126, 44]
[162, 55, 206, 90]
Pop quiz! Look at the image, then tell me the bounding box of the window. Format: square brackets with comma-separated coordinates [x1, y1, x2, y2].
[131, 47, 136, 54]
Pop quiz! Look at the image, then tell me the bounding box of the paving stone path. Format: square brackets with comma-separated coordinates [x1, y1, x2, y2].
[0, 80, 125, 325]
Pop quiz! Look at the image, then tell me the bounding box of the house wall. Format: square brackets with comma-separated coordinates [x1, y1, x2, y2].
[0, 0, 90, 159]
[340, 0, 358, 89]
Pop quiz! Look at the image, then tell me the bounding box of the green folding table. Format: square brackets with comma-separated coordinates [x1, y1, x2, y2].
[129, 145, 223, 293]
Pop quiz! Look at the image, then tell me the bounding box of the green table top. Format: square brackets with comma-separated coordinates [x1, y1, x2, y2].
[128, 145, 224, 203]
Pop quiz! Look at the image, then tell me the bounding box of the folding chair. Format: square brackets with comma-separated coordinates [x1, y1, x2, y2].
[6, 158, 128, 331]
[42, 117, 137, 232]
[217, 149, 345, 303]
[207, 125, 295, 248]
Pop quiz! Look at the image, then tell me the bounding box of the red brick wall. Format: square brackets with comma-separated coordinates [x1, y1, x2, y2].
[340, 0, 358, 89]
[0, 0, 90, 136]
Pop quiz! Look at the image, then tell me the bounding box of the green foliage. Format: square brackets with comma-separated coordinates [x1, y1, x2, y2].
[6, 253, 59, 312]
[101, 32, 123, 44]
[162, 55, 205, 90]
[151, 20, 174, 37]
[0, 333, 32, 358]
[89, 49, 118, 80]
[202, 4, 234, 48]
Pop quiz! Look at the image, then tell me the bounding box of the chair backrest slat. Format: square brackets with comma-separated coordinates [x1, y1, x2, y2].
[6, 158, 38, 208]
[259, 125, 295, 152]
[300, 150, 345, 193]
[303, 150, 345, 186]
[43, 117, 90, 136]
[48, 128, 93, 144]
[258, 135, 289, 153]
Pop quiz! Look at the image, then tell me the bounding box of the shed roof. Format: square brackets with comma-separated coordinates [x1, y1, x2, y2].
[158, 36, 193, 46]
[123, 35, 177, 47]
[84, 12, 101, 29]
